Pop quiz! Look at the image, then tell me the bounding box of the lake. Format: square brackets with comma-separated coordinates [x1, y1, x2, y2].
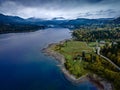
[0, 28, 97, 90]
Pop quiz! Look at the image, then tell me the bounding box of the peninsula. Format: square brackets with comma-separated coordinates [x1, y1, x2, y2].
[42, 24, 120, 90]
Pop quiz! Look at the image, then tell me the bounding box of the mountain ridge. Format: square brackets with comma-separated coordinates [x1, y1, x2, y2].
[0, 13, 119, 34]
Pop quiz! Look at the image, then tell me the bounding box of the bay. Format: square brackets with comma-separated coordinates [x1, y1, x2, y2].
[0, 28, 97, 90]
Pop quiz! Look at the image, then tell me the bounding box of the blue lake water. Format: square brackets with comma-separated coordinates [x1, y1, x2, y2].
[0, 28, 97, 90]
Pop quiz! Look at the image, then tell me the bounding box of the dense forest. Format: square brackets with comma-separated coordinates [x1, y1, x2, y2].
[0, 24, 45, 34]
[0, 14, 45, 34]
[72, 24, 120, 42]
[101, 41, 120, 67]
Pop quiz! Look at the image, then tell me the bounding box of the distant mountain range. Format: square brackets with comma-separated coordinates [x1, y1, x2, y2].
[0, 14, 45, 34]
[0, 14, 27, 24]
[0, 13, 119, 34]
[113, 17, 120, 24]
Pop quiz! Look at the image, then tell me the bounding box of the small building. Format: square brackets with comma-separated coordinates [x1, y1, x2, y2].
[99, 40, 106, 47]
[99, 40, 105, 44]
[113, 42, 117, 45]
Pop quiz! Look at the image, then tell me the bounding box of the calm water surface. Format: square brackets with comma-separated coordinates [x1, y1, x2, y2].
[0, 28, 97, 90]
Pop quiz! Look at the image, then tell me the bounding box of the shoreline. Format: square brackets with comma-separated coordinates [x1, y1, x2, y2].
[42, 40, 113, 90]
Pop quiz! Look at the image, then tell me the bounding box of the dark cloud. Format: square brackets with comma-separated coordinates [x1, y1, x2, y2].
[0, 0, 120, 19]
[0, 0, 105, 7]
[87, 0, 103, 3]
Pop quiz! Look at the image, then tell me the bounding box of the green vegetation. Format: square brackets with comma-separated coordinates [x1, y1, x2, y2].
[49, 17, 120, 89]
[51, 40, 120, 90]
[101, 41, 120, 67]
[53, 41, 93, 78]
[0, 24, 45, 34]
[72, 25, 120, 42]
[71, 26, 120, 90]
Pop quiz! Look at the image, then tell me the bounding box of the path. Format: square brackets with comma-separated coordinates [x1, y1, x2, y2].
[96, 47, 120, 71]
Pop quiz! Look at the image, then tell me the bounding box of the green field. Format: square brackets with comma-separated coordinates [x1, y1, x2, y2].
[88, 42, 97, 47]
[52, 40, 94, 78]
[59, 41, 94, 57]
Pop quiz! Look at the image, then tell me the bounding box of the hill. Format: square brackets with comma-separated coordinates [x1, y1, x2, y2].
[113, 17, 120, 24]
[0, 14, 45, 34]
[0, 13, 119, 34]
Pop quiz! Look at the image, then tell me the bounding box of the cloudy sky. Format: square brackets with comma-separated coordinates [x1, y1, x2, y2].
[0, 0, 120, 19]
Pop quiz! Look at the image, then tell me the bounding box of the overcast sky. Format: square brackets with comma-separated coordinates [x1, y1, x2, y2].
[0, 0, 120, 19]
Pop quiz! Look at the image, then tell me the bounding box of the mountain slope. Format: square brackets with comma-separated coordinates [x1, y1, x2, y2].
[0, 14, 45, 34]
[0, 14, 27, 24]
[113, 17, 120, 24]
[0, 13, 118, 34]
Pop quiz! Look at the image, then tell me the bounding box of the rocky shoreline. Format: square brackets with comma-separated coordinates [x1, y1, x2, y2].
[42, 40, 113, 90]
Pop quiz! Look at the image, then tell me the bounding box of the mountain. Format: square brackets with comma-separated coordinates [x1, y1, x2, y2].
[52, 17, 65, 20]
[26, 17, 45, 22]
[113, 17, 120, 24]
[66, 18, 112, 25]
[0, 13, 114, 26]
[26, 17, 68, 27]
[25, 17, 113, 29]
[54, 18, 113, 29]
[0, 13, 118, 34]
[0, 14, 27, 24]
[0, 14, 45, 34]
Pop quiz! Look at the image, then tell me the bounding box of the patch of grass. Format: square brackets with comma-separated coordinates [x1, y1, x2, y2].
[52, 40, 94, 77]
[60, 40, 93, 55]
[88, 42, 97, 47]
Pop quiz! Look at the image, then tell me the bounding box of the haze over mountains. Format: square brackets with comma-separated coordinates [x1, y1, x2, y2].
[0, 13, 115, 25]
[0, 13, 119, 34]
[0, 13, 45, 34]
